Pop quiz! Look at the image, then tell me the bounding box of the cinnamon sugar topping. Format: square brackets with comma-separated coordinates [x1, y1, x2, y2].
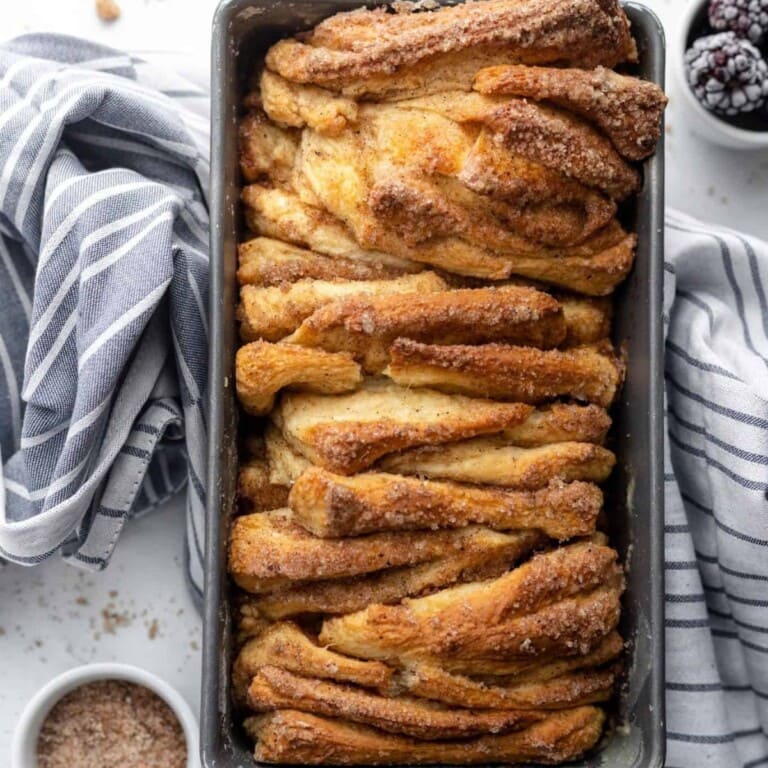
[36, 680, 187, 768]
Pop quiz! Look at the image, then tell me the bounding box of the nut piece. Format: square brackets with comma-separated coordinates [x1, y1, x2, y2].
[96, 0, 121, 22]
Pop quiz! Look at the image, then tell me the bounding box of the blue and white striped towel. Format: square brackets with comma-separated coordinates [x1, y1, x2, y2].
[0, 34, 767, 768]
[664, 210, 768, 768]
[0, 35, 209, 599]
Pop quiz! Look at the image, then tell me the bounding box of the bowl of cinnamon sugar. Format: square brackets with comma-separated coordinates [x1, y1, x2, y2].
[12, 663, 199, 768]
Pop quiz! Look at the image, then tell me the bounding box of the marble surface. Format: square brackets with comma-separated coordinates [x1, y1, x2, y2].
[3, 0, 768, 761]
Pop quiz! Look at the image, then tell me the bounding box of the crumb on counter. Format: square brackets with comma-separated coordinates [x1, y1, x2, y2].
[96, 0, 121, 22]
[101, 608, 131, 634]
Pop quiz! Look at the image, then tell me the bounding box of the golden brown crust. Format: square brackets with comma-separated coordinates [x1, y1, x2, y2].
[249, 529, 545, 619]
[398, 662, 618, 710]
[473, 630, 624, 681]
[487, 191, 614, 248]
[239, 272, 446, 342]
[503, 402, 611, 445]
[260, 69, 359, 136]
[239, 109, 298, 185]
[289, 467, 603, 540]
[474, 64, 668, 161]
[228, 509, 523, 593]
[293, 120, 617, 260]
[385, 340, 624, 408]
[238, 458, 291, 514]
[505, 232, 636, 296]
[229, 3, 663, 757]
[285, 285, 566, 371]
[366, 169, 607, 250]
[274, 380, 534, 475]
[379, 437, 616, 489]
[243, 182, 635, 291]
[319, 541, 623, 665]
[247, 705, 606, 764]
[235, 340, 362, 416]
[290, 99, 619, 257]
[247, 667, 549, 740]
[394, 92, 638, 200]
[233, 622, 394, 703]
[265, 0, 635, 96]
[334, 148, 634, 282]
[237, 237, 407, 287]
[457, 127, 617, 221]
[241, 184, 420, 273]
[293, 121, 572, 261]
[559, 296, 613, 347]
[482, 100, 639, 200]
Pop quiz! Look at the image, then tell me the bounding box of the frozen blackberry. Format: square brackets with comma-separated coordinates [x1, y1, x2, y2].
[684, 32, 768, 115]
[709, 0, 768, 45]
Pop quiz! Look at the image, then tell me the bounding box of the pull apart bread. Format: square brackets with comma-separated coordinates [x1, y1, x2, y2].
[230, 0, 665, 763]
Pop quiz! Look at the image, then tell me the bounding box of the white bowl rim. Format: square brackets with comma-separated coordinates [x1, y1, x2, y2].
[11, 662, 200, 768]
[674, 0, 768, 147]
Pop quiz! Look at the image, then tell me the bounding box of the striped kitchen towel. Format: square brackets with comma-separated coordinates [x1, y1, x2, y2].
[0, 35, 209, 599]
[664, 210, 768, 768]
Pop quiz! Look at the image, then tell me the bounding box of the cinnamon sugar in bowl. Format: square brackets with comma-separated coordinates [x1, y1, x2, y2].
[12, 664, 200, 768]
[37, 680, 185, 768]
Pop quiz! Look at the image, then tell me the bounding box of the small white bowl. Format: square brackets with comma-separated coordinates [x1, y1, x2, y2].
[673, 0, 768, 149]
[12, 663, 200, 768]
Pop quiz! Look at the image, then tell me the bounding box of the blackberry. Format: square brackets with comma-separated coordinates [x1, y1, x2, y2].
[684, 32, 768, 115]
[709, 0, 768, 45]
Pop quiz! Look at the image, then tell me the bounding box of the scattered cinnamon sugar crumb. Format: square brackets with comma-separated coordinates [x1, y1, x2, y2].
[148, 619, 159, 640]
[36, 680, 187, 768]
[95, 0, 121, 22]
[101, 608, 130, 634]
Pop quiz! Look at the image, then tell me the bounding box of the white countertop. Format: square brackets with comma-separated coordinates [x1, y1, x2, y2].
[2, 0, 768, 761]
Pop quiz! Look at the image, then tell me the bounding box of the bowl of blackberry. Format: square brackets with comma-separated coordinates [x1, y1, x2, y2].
[675, 0, 768, 148]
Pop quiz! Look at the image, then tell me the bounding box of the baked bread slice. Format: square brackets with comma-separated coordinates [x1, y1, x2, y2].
[233, 622, 394, 703]
[272, 380, 534, 474]
[243, 183, 636, 292]
[379, 438, 616, 488]
[246, 706, 606, 764]
[237, 236, 407, 286]
[396, 662, 619, 710]
[385, 340, 624, 407]
[248, 529, 545, 619]
[474, 64, 667, 161]
[319, 540, 624, 665]
[229, 509, 534, 593]
[265, 0, 635, 97]
[288, 467, 603, 540]
[236, 341, 362, 415]
[247, 666, 550, 739]
[239, 272, 446, 342]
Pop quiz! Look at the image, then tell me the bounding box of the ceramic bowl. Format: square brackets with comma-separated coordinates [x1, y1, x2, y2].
[673, 0, 768, 149]
[11, 663, 200, 768]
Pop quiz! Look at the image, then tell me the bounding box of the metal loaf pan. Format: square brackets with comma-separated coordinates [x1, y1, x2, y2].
[203, 2, 666, 765]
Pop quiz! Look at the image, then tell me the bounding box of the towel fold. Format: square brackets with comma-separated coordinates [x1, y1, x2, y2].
[0, 34, 767, 768]
[0, 34, 209, 598]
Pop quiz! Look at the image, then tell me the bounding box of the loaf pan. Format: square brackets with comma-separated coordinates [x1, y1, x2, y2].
[203, 2, 666, 765]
